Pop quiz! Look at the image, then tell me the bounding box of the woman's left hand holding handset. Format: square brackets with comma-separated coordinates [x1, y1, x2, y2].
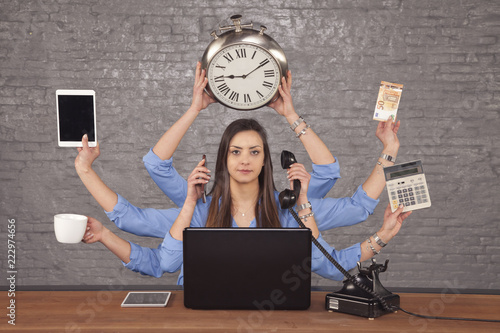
[287, 162, 319, 239]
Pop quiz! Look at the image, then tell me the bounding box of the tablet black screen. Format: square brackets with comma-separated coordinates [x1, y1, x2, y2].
[58, 95, 95, 141]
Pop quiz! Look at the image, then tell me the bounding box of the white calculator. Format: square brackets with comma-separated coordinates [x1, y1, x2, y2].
[384, 160, 431, 212]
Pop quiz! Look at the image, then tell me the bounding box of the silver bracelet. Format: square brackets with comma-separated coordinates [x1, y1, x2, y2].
[296, 124, 311, 138]
[372, 233, 387, 247]
[290, 116, 305, 131]
[366, 238, 379, 255]
[296, 201, 312, 211]
[380, 153, 395, 163]
[299, 211, 314, 222]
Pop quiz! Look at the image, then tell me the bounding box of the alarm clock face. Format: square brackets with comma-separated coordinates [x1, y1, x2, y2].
[206, 43, 281, 110]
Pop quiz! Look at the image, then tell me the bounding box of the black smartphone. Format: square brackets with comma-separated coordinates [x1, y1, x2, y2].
[202, 154, 207, 203]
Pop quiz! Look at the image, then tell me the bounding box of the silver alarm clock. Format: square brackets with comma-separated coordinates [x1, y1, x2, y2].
[200, 15, 288, 111]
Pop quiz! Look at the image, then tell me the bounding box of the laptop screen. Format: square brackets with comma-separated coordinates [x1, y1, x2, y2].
[183, 228, 312, 310]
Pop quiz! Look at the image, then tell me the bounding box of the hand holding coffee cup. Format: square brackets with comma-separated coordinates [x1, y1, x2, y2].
[54, 214, 88, 243]
[81, 217, 105, 244]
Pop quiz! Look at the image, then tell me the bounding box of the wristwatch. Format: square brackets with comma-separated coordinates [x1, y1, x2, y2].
[380, 153, 395, 163]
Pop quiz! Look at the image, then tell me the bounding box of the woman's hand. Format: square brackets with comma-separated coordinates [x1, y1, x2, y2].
[287, 162, 311, 199]
[375, 117, 400, 153]
[82, 217, 106, 244]
[186, 157, 211, 203]
[75, 134, 100, 173]
[378, 204, 412, 242]
[190, 62, 216, 112]
[268, 70, 297, 120]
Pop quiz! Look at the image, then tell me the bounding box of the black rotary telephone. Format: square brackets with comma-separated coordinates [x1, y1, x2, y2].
[278, 150, 399, 319]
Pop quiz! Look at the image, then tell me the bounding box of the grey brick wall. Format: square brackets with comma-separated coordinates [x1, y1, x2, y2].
[1, 0, 499, 291]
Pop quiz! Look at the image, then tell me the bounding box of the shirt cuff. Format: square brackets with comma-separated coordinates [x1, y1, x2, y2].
[162, 231, 184, 252]
[143, 148, 173, 168]
[312, 234, 362, 262]
[122, 241, 141, 269]
[105, 193, 130, 221]
[311, 157, 341, 180]
[351, 185, 379, 215]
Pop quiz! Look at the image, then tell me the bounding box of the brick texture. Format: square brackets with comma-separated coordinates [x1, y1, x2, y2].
[1, 0, 499, 291]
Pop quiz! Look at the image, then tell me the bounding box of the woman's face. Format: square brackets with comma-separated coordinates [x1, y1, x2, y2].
[227, 130, 265, 185]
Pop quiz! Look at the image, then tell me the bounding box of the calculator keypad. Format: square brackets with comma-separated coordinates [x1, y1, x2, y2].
[387, 174, 431, 212]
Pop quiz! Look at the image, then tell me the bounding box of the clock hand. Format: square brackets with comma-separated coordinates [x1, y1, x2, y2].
[243, 63, 266, 78]
[224, 75, 245, 79]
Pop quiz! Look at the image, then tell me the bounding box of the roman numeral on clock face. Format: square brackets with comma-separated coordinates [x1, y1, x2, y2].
[229, 91, 239, 102]
[264, 70, 275, 77]
[256, 90, 264, 98]
[235, 49, 247, 58]
[262, 81, 273, 89]
[217, 83, 230, 96]
[244, 94, 251, 103]
[259, 59, 270, 67]
[223, 53, 234, 63]
[214, 75, 224, 82]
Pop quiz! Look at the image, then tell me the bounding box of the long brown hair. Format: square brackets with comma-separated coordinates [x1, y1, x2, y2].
[205, 119, 280, 228]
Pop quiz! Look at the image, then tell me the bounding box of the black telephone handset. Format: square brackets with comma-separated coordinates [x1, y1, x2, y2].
[278, 150, 397, 317]
[279, 150, 301, 209]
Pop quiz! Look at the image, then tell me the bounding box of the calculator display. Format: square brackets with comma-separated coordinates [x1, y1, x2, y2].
[384, 160, 431, 213]
[388, 167, 420, 180]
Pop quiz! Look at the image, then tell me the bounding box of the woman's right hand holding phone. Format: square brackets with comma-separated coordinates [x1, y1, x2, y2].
[186, 157, 211, 204]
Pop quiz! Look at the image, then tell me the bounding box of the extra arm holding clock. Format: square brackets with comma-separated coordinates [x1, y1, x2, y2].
[152, 62, 215, 161]
[268, 70, 335, 166]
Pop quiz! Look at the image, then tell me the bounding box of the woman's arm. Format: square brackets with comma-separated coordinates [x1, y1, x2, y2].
[82, 217, 184, 277]
[286, 162, 319, 238]
[82, 217, 131, 263]
[74, 134, 117, 212]
[361, 117, 401, 199]
[359, 204, 411, 261]
[152, 61, 215, 160]
[168, 158, 210, 241]
[268, 70, 335, 166]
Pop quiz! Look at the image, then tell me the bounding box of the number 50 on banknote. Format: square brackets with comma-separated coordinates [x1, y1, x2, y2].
[373, 81, 404, 122]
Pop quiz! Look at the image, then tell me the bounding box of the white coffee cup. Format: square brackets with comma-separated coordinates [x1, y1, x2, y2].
[54, 214, 88, 244]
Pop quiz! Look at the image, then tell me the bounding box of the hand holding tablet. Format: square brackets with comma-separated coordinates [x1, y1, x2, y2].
[56, 89, 97, 147]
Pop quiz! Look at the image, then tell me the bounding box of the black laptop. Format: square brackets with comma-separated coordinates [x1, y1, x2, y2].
[183, 228, 312, 310]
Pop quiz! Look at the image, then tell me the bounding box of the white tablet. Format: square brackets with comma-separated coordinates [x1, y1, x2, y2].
[121, 292, 171, 308]
[56, 89, 97, 147]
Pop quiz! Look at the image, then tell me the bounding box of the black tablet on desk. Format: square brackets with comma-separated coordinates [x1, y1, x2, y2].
[183, 228, 312, 310]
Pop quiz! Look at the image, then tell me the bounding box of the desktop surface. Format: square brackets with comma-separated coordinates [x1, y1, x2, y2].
[5, 290, 500, 332]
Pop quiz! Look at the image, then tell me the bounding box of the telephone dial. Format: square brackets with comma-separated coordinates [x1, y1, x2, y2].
[278, 150, 399, 319]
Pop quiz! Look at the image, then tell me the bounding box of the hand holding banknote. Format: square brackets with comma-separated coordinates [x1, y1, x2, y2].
[376, 116, 400, 156]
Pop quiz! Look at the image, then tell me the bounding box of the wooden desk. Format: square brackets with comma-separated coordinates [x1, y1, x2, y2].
[3, 291, 500, 332]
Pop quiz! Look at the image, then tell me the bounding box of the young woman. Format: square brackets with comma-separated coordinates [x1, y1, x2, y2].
[82, 118, 411, 284]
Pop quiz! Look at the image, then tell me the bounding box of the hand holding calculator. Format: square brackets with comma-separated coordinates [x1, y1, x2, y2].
[384, 160, 431, 213]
